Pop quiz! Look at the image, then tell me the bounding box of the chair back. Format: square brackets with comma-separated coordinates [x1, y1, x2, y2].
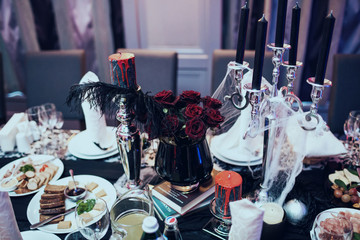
[25, 50, 86, 120]
[0, 52, 6, 124]
[328, 54, 360, 134]
[117, 49, 178, 94]
[211, 49, 282, 94]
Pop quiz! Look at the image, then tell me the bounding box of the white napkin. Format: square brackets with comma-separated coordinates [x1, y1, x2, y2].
[210, 71, 270, 163]
[80, 71, 110, 148]
[288, 113, 347, 158]
[0, 113, 26, 152]
[229, 199, 264, 240]
[0, 192, 22, 240]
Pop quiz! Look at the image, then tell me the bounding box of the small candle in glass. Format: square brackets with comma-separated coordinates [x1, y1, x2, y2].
[214, 171, 242, 219]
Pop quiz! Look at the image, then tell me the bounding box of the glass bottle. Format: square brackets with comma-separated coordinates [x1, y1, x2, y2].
[140, 216, 164, 240]
[163, 216, 183, 240]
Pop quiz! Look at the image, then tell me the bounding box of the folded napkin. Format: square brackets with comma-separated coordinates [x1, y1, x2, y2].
[80, 71, 110, 148]
[229, 199, 264, 240]
[0, 113, 26, 152]
[0, 192, 22, 240]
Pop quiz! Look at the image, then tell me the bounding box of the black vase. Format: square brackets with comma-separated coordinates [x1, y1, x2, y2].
[155, 138, 213, 192]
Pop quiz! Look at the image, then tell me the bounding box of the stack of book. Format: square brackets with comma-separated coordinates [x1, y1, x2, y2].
[151, 170, 218, 220]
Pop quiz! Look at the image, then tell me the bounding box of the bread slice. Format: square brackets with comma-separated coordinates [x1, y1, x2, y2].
[40, 214, 64, 224]
[41, 193, 65, 200]
[44, 185, 66, 194]
[39, 206, 65, 215]
[40, 197, 64, 204]
[40, 200, 65, 209]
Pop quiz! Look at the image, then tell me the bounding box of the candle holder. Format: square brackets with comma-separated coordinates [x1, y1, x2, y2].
[116, 93, 142, 189]
[281, 61, 302, 95]
[205, 171, 242, 237]
[267, 43, 291, 97]
[299, 77, 332, 131]
[280, 61, 304, 111]
[243, 83, 268, 139]
[224, 61, 250, 112]
[109, 52, 142, 189]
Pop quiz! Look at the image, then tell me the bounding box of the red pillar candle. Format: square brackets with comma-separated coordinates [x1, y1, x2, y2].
[215, 171, 242, 218]
[108, 52, 138, 89]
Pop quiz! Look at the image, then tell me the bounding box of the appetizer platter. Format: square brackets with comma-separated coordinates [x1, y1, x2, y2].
[26, 175, 116, 234]
[0, 155, 64, 197]
[310, 208, 360, 240]
[328, 168, 360, 208]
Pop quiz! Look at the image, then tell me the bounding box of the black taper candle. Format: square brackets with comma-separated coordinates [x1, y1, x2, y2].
[235, 2, 249, 64]
[289, 3, 301, 65]
[315, 12, 335, 85]
[252, 15, 268, 90]
[275, 0, 288, 47]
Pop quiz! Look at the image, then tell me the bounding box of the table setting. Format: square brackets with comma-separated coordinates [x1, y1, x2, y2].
[1, 1, 360, 240]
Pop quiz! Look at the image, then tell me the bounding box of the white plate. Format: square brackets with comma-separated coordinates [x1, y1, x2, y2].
[21, 230, 61, 240]
[310, 207, 360, 239]
[69, 148, 119, 160]
[68, 127, 119, 160]
[212, 148, 262, 166]
[27, 175, 117, 234]
[0, 155, 64, 197]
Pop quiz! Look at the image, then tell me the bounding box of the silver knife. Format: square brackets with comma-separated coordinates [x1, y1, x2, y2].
[30, 206, 76, 229]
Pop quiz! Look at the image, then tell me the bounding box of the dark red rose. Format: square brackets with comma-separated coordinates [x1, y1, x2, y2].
[179, 90, 201, 105]
[162, 114, 179, 135]
[202, 96, 222, 109]
[154, 90, 178, 106]
[203, 108, 224, 127]
[184, 104, 203, 119]
[185, 118, 206, 140]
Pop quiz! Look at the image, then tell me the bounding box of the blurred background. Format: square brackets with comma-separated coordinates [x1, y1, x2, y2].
[0, 0, 359, 126]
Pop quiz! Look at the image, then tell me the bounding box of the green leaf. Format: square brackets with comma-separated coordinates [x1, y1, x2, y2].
[335, 179, 348, 190]
[347, 168, 359, 176]
[76, 199, 96, 215]
[349, 183, 359, 189]
[353, 232, 360, 240]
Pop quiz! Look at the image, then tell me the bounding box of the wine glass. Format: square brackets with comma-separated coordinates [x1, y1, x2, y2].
[41, 103, 56, 133]
[25, 106, 46, 154]
[350, 111, 360, 140]
[75, 198, 110, 240]
[65, 228, 96, 240]
[55, 111, 64, 130]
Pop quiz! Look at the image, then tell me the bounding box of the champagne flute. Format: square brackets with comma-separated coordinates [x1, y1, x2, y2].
[75, 198, 110, 240]
[25, 106, 46, 154]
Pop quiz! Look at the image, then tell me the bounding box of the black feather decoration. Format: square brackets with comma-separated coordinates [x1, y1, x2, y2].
[66, 82, 137, 116]
[66, 81, 166, 139]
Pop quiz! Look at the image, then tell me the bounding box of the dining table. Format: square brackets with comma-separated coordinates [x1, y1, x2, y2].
[0, 131, 351, 240]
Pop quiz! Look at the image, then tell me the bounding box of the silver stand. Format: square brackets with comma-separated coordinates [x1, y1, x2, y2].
[267, 43, 290, 97]
[299, 78, 332, 131]
[224, 61, 250, 112]
[116, 92, 142, 189]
